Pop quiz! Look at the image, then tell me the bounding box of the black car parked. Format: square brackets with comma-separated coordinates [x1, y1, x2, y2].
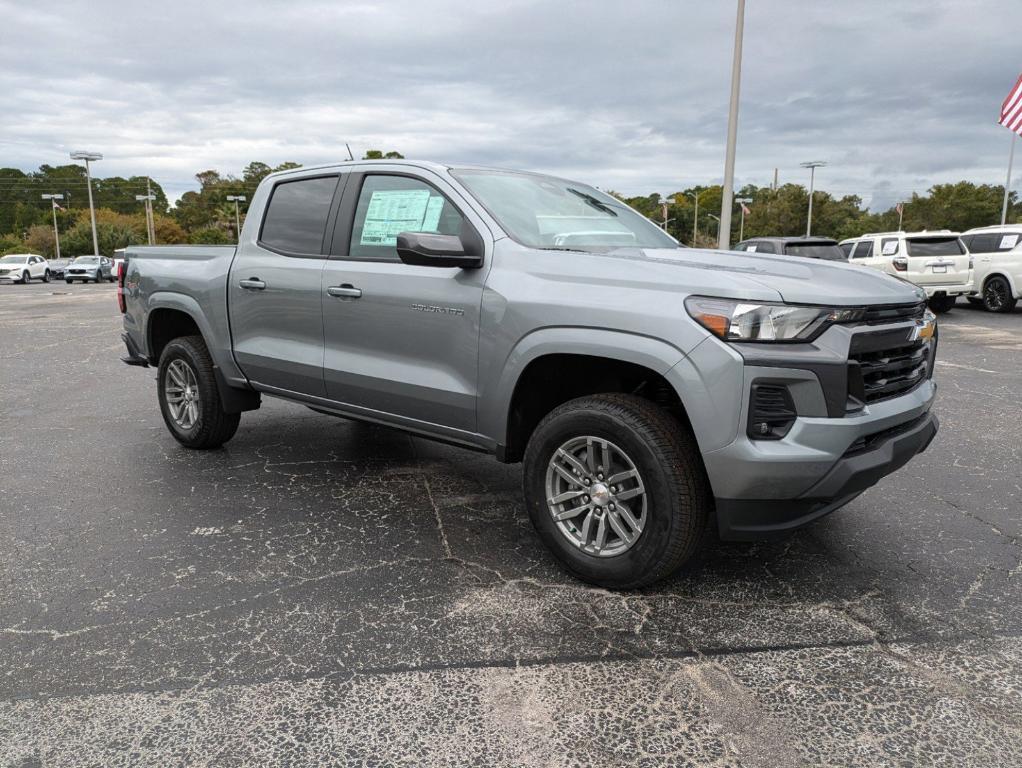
[733, 236, 848, 261]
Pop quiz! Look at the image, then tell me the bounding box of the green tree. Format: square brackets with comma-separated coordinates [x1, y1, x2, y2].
[362, 150, 404, 160]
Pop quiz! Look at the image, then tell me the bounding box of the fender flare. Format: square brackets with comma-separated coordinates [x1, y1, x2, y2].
[480, 326, 688, 451]
[145, 292, 260, 414]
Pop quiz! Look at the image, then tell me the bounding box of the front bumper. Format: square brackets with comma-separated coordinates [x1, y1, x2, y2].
[715, 408, 937, 540]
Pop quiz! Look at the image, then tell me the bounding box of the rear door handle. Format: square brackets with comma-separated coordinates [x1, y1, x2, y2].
[239, 278, 266, 290]
[327, 284, 362, 299]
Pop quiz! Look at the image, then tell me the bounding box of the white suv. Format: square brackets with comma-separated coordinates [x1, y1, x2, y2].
[959, 226, 1022, 313]
[0, 253, 50, 283]
[842, 231, 973, 313]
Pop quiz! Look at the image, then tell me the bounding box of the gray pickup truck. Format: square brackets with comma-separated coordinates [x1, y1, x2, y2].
[120, 160, 939, 587]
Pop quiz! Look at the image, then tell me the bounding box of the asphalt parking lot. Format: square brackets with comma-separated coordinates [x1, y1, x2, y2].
[1, 281, 1020, 766]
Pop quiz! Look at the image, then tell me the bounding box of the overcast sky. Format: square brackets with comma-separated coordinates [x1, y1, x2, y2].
[1, 0, 1019, 209]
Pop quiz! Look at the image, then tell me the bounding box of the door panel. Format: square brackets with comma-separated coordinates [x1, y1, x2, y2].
[322, 261, 484, 430]
[321, 171, 486, 432]
[229, 250, 327, 395]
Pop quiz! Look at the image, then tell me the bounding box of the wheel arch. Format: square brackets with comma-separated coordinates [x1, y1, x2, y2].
[981, 270, 1020, 299]
[485, 328, 692, 463]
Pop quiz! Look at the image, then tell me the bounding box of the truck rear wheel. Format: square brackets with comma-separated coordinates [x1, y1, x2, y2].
[522, 393, 710, 589]
[928, 295, 956, 313]
[157, 335, 240, 449]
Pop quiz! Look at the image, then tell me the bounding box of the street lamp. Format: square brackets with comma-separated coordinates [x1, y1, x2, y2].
[135, 194, 156, 245]
[684, 190, 702, 246]
[706, 213, 721, 240]
[735, 196, 753, 242]
[41, 194, 63, 259]
[800, 160, 826, 237]
[70, 151, 103, 256]
[226, 195, 247, 243]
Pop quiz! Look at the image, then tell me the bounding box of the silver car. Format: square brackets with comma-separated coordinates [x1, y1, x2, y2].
[65, 256, 115, 283]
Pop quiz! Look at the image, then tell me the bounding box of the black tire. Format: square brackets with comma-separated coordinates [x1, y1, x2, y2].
[523, 393, 711, 589]
[65, 278, 73, 284]
[20, 271, 30, 284]
[928, 295, 955, 313]
[42, 270, 50, 283]
[982, 276, 1017, 314]
[157, 335, 240, 449]
[93, 272, 102, 284]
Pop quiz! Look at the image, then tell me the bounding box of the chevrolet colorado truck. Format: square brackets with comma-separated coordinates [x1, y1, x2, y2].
[120, 160, 939, 588]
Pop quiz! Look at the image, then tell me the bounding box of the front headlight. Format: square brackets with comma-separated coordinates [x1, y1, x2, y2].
[684, 296, 864, 343]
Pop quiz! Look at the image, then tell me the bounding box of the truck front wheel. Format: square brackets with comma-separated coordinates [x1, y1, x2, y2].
[523, 393, 711, 589]
[157, 335, 240, 449]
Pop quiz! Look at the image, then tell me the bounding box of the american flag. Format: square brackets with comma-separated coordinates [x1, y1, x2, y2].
[740, 202, 751, 215]
[895, 203, 903, 215]
[1000, 74, 1022, 136]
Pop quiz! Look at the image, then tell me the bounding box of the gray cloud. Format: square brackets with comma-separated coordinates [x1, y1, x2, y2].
[1, 0, 1019, 208]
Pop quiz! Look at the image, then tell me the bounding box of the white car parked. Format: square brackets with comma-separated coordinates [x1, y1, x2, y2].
[959, 225, 1022, 313]
[0, 253, 50, 284]
[841, 230, 973, 313]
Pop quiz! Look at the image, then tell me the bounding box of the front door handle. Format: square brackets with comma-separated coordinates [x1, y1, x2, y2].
[239, 278, 266, 290]
[327, 284, 362, 299]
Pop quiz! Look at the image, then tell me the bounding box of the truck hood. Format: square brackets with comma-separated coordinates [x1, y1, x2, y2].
[598, 247, 925, 306]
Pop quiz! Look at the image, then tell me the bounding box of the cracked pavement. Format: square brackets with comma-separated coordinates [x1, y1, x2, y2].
[0, 282, 1020, 766]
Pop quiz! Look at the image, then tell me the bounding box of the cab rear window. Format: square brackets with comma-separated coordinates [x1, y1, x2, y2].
[905, 237, 964, 257]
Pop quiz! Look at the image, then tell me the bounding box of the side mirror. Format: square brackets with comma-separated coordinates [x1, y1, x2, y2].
[396, 232, 482, 269]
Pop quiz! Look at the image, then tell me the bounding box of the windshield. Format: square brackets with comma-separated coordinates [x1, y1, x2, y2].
[0, 255, 28, 263]
[453, 170, 678, 250]
[72, 257, 100, 264]
[906, 237, 964, 257]
[783, 243, 847, 261]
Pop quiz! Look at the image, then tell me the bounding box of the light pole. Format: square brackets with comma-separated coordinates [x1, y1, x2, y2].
[685, 190, 701, 246]
[800, 161, 826, 237]
[135, 194, 156, 245]
[226, 195, 247, 243]
[718, 0, 746, 250]
[41, 194, 63, 259]
[70, 151, 103, 256]
[706, 213, 721, 241]
[735, 196, 752, 242]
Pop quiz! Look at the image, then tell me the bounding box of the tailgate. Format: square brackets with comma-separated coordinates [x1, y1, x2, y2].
[905, 236, 969, 285]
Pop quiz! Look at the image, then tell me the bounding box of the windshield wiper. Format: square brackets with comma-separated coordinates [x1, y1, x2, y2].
[567, 188, 618, 217]
[537, 246, 590, 252]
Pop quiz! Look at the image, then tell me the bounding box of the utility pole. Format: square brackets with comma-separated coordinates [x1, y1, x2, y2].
[135, 194, 156, 245]
[800, 160, 826, 237]
[896, 202, 905, 231]
[146, 177, 156, 244]
[70, 151, 103, 256]
[718, 0, 746, 250]
[735, 196, 753, 242]
[1002, 133, 1016, 226]
[226, 195, 247, 242]
[658, 196, 677, 231]
[685, 190, 700, 246]
[41, 194, 63, 259]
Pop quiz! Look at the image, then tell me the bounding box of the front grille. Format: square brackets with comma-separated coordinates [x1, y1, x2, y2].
[862, 301, 926, 325]
[848, 337, 928, 404]
[69, 269, 85, 274]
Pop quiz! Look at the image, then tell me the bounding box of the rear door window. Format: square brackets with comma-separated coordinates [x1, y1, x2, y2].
[966, 233, 998, 253]
[260, 176, 340, 255]
[851, 240, 873, 259]
[905, 237, 964, 257]
[840, 242, 854, 257]
[753, 241, 776, 254]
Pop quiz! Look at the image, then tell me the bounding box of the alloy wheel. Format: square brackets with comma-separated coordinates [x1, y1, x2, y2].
[545, 435, 647, 557]
[164, 359, 200, 430]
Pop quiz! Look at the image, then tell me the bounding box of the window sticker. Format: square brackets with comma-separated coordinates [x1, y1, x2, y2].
[360, 189, 432, 247]
[421, 195, 445, 233]
[746, 245, 757, 252]
[882, 240, 898, 255]
[999, 234, 1019, 249]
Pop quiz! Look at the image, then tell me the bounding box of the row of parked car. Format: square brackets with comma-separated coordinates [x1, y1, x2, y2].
[0, 254, 117, 284]
[734, 224, 1022, 314]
